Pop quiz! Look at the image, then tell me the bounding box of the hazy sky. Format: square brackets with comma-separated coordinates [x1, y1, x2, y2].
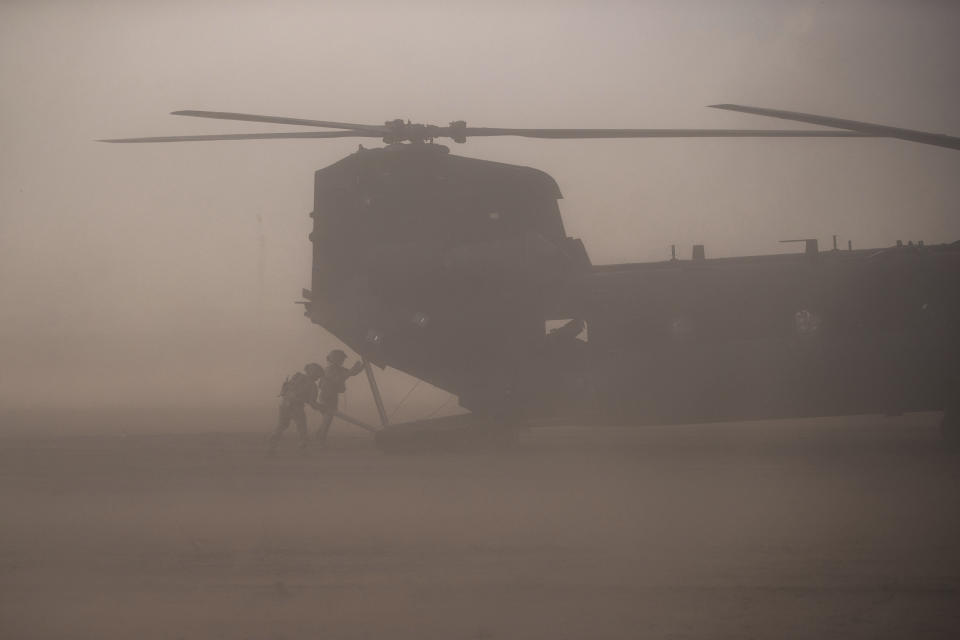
[1, 0, 958, 414]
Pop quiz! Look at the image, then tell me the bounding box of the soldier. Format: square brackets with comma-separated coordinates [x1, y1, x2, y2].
[315, 349, 365, 447]
[269, 362, 325, 454]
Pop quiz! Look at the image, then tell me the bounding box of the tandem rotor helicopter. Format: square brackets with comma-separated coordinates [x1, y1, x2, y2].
[103, 105, 960, 449]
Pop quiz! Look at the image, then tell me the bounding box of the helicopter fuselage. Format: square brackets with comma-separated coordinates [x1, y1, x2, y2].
[303, 143, 960, 426]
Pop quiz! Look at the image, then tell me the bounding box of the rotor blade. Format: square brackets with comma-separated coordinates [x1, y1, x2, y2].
[459, 127, 873, 139]
[709, 104, 960, 151]
[171, 110, 387, 134]
[99, 131, 382, 143]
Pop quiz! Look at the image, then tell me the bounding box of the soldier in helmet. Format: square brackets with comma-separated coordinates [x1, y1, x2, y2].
[268, 362, 325, 454]
[315, 349, 365, 447]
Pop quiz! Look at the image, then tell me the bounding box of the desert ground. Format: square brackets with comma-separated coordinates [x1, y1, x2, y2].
[1, 409, 959, 639]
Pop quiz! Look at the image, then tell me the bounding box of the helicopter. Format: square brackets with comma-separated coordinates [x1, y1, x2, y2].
[102, 105, 960, 448]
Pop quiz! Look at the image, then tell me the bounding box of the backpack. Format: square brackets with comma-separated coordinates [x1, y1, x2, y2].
[280, 371, 308, 398]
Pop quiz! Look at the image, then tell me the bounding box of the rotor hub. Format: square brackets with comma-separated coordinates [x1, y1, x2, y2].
[382, 120, 467, 145]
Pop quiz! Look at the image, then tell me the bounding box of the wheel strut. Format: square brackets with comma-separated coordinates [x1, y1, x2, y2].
[363, 356, 389, 428]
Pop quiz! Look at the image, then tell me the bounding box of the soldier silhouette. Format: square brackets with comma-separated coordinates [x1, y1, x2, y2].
[315, 349, 365, 447]
[268, 363, 325, 454]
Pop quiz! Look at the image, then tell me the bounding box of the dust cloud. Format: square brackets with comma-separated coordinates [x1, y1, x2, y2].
[1, 0, 959, 410]
[2, 2, 960, 638]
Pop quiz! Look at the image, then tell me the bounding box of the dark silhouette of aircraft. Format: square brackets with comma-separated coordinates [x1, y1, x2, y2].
[102, 105, 960, 448]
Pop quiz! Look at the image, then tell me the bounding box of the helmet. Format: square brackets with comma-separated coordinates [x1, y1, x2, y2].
[304, 363, 323, 378]
[327, 349, 347, 365]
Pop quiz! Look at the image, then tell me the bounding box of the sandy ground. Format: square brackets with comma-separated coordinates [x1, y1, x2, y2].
[1, 410, 959, 639]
